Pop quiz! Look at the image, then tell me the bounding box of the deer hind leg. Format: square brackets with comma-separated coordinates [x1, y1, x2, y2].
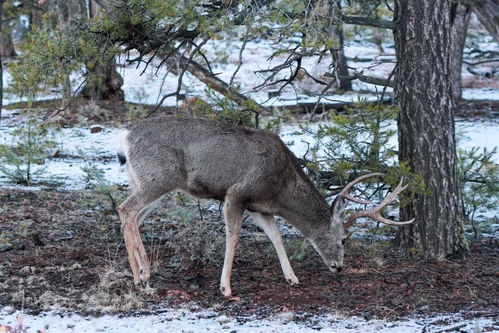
[118, 191, 165, 286]
[249, 212, 299, 285]
[219, 196, 245, 297]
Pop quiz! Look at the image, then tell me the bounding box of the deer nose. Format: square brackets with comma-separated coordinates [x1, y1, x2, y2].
[330, 265, 342, 273]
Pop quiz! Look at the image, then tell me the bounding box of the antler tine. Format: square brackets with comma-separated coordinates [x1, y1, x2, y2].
[344, 211, 415, 230]
[339, 172, 384, 205]
[374, 177, 408, 210]
[344, 176, 415, 230]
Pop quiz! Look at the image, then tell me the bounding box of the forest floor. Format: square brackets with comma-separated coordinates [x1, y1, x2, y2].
[0, 100, 498, 332]
[0, 184, 498, 329]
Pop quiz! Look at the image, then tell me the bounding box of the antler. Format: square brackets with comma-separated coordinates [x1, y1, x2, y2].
[338, 172, 384, 204]
[340, 173, 415, 230]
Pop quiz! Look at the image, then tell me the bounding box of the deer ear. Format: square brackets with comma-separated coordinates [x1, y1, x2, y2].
[330, 195, 347, 221]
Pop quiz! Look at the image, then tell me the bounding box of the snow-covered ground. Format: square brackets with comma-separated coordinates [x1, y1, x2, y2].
[116, 40, 499, 106]
[0, 307, 496, 333]
[0, 118, 497, 190]
[281, 120, 499, 161]
[2, 39, 497, 108]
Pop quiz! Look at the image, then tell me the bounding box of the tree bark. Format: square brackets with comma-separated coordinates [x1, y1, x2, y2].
[0, 0, 4, 126]
[80, 0, 123, 101]
[80, 57, 124, 100]
[0, 29, 16, 57]
[329, 3, 351, 91]
[330, 25, 352, 91]
[29, 8, 43, 30]
[450, 2, 471, 100]
[393, 0, 468, 259]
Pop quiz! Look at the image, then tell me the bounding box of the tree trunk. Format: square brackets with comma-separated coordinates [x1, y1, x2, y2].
[330, 24, 352, 91]
[450, 2, 471, 100]
[468, 0, 499, 42]
[373, 28, 385, 54]
[80, 0, 124, 101]
[0, 29, 16, 57]
[29, 9, 43, 30]
[0, 0, 4, 126]
[80, 57, 124, 100]
[393, 0, 468, 259]
[329, 3, 351, 91]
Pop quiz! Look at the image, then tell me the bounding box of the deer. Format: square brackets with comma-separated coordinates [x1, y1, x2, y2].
[117, 117, 414, 297]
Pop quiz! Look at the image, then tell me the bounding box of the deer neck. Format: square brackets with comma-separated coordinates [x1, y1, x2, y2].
[278, 173, 331, 239]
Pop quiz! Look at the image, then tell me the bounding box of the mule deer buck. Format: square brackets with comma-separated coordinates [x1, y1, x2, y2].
[117, 117, 413, 297]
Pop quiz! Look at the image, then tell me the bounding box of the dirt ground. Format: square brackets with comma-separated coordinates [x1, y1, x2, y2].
[0, 188, 497, 324]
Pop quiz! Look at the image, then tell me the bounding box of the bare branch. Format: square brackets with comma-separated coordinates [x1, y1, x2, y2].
[340, 14, 394, 30]
[151, 49, 271, 116]
[327, 71, 394, 88]
[150, 39, 210, 116]
[229, 40, 248, 88]
[253, 51, 304, 91]
[463, 58, 499, 66]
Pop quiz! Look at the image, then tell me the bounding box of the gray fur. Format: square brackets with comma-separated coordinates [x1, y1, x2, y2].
[118, 117, 347, 295]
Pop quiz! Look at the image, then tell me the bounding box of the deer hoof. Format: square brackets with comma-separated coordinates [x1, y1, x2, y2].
[132, 272, 142, 286]
[133, 271, 150, 287]
[219, 285, 232, 297]
[142, 282, 156, 295]
[138, 264, 151, 282]
[286, 276, 299, 285]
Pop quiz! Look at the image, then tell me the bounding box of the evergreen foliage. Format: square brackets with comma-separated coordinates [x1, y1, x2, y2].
[303, 101, 425, 205]
[0, 111, 56, 184]
[8, 25, 115, 100]
[458, 146, 499, 235]
[301, 101, 497, 233]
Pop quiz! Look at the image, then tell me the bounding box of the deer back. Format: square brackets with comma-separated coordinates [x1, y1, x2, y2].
[121, 117, 331, 235]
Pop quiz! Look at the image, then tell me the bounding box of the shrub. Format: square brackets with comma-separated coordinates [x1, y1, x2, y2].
[302, 101, 424, 206]
[0, 112, 56, 184]
[457, 146, 498, 237]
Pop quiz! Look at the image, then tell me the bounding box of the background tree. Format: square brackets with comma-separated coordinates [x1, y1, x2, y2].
[468, 0, 499, 43]
[329, 1, 351, 91]
[0, 0, 5, 125]
[451, 1, 472, 100]
[45, 0, 123, 100]
[0, 1, 16, 57]
[13, 0, 124, 102]
[80, 0, 123, 100]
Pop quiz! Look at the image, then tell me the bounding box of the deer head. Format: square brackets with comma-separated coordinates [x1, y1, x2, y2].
[310, 173, 414, 273]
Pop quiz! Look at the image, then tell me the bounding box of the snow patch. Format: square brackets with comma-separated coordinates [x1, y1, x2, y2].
[0, 308, 495, 333]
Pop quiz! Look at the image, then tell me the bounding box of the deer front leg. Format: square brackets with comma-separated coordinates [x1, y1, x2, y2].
[250, 213, 299, 285]
[220, 198, 244, 297]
